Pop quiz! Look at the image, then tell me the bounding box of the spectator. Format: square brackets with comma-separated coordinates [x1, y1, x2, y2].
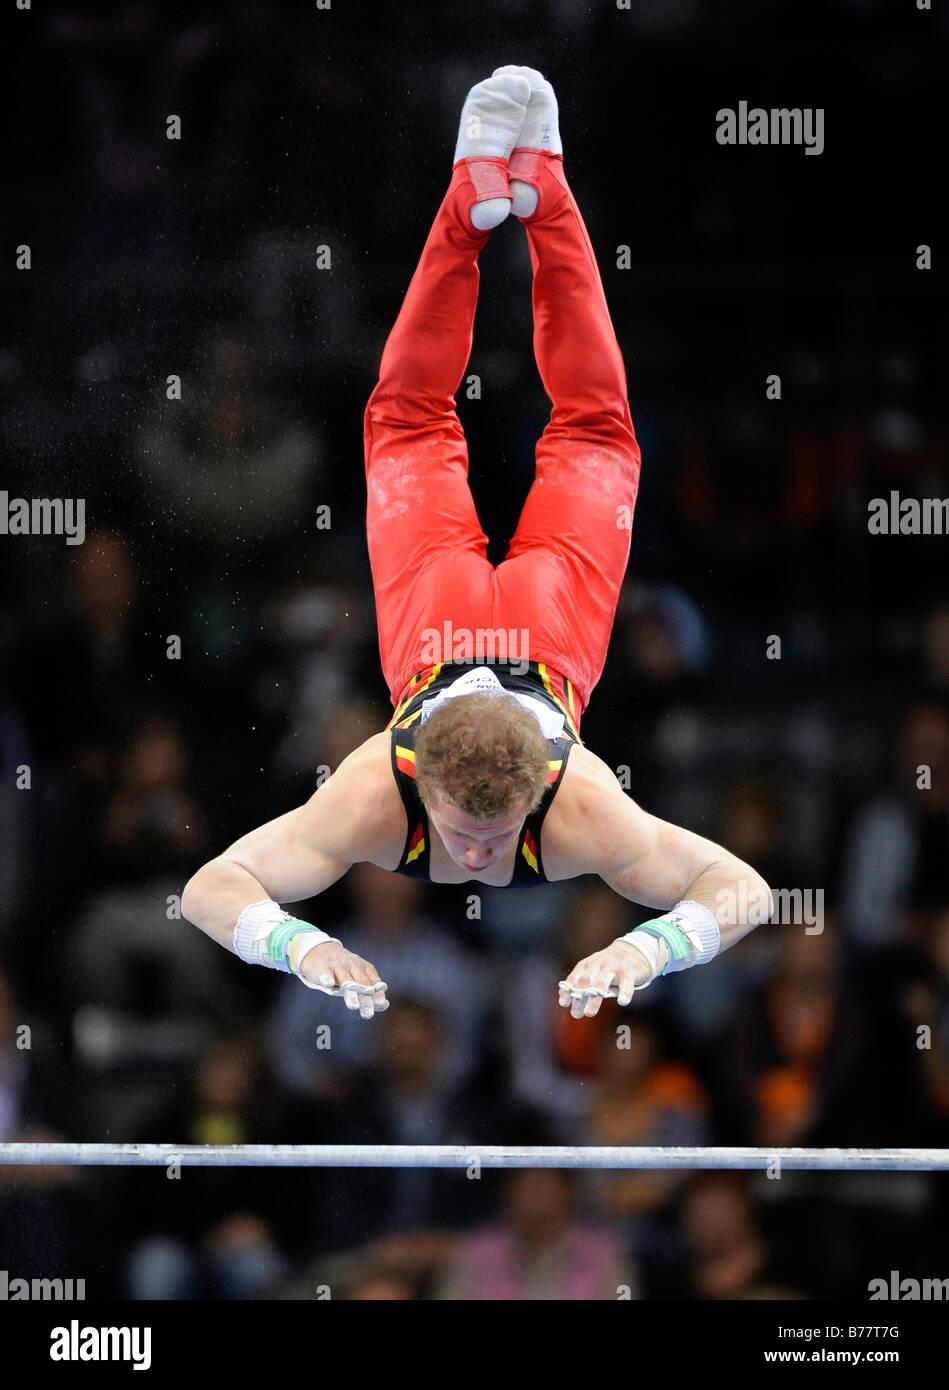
[676, 1174, 803, 1300]
[839, 700, 949, 945]
[716, 921, 930, 1147]
[121, 1030, 313, 1299]
[0, 963, 86, 1281]
[502, 883, 636, 1138]
[433, 1168, 637, 1301]
[317, 999, 505, 1249]
[134, 324, 322, 553]
[584, 1011, 709, 1242]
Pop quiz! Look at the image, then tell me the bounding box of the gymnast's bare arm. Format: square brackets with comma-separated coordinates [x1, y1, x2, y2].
[181, 732, 404, 992]
[543, 743, 773, 1014]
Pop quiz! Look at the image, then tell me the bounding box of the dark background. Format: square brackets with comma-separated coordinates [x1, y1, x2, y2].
[0, 0, 947, 1300]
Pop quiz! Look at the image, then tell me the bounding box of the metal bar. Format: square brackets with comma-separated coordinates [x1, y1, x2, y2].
[0, 1144, 947, 1170]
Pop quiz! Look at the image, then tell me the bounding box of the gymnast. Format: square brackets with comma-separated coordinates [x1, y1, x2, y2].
[182, 68, 772, 1021]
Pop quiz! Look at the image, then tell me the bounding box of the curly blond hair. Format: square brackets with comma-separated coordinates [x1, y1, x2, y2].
[414, 692, 550, 821]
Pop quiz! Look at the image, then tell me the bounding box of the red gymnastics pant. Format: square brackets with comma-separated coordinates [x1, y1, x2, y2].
[363, 152, 642, 727]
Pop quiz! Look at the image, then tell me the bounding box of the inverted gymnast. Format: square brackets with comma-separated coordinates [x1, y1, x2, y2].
[182, 68, 772, 1021]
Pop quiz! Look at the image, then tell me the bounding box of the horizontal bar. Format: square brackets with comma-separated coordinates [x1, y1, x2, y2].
[0, 1144, 947, 1171]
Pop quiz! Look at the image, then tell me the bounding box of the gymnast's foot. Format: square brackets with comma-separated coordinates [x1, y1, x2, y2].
[453, 72, 531, 232]
[493, 65, 562, 220]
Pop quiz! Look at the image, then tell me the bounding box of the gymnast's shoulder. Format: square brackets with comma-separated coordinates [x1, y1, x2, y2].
[541, 741, 652, 882]
[299, 731, 406, 868]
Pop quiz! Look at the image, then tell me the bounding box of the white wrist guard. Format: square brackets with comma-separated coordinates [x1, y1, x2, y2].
[617, 899, 721, 989]
[233, 900, 340, 982]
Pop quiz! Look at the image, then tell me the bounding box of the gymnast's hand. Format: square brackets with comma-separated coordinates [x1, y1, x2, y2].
[558, 940, 654, 1019]
[291, 939, 389, 1020]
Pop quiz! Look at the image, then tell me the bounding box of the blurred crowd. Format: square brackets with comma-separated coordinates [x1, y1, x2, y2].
[1, 2, 947, 1298]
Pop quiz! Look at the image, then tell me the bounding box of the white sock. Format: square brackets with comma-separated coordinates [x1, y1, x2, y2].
[454, 73, 531, 230]
[493, 65, 562, 219]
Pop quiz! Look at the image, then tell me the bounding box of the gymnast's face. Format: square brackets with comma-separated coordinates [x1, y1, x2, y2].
[429, 793, 528, 873]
